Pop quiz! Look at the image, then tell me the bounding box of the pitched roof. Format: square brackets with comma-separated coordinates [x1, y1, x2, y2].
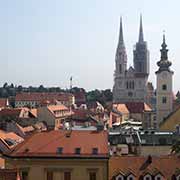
[0, 108, 21, 117]
[47, 104, 69, 113]
[0, 130, 24, 150]
[15, 92, 73, 102]
[109, 156, 180, 180]
[125, 102, 151, 113]
[5, 130, 108, 158]
[29, 108, 37, 117]
[113, 104, 129, 114]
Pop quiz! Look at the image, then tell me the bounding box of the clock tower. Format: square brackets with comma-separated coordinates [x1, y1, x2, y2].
[156, 34, 173, 128]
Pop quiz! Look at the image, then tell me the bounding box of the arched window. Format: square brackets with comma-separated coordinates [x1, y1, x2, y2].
[127, 174, 135, 180]
[154, 174, 163, 180]
[126, 82, 129, 89]
[132, 81, 135, 89]
[119, 64, 122, 74]
[162, 84, 167, 90]
[143, 174, 152, 180]
[162, 97, 167, 104]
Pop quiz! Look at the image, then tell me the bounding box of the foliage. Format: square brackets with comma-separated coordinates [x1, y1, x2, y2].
[171, 139, 180, 154]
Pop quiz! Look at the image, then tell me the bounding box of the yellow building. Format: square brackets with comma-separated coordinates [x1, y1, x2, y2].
[160, 106, 180, 132]
[4, 130, 109, 180]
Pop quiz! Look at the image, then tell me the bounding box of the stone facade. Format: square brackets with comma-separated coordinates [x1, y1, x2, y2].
[113, 16, 150, 103]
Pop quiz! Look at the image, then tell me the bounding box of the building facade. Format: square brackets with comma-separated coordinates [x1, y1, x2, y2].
[113, 16, 150, 103]
[4, 130, 109, 180]
[156, 34, 173, 127]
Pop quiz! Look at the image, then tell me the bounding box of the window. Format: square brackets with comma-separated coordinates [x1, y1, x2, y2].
[92, 148, 98, 155]
[159, 138, 167, 145]
[154, 174, 163, 180]
[64, 172, 71, 180]
[21, 171, 28, 180]
[89, 172, 96, 180]
[119, 64, 122, 74]
[127, 174, 135, 180]
[116, 174, 124, 180]
[139, 62, 142, 72]
[162, 97, 167, 104]
[126, 82, 129, 89]
[56, 147, 63, 154]
[162, 84, 167, 90]
[75, 147, 81, 154]
[47, 171, 53, 180]
[128, 92, 133, 97]
[143, 174, 152, 180]
[176, 174, 180, 180]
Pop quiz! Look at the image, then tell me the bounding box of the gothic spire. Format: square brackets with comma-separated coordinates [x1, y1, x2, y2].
[138, 14, 144, 43]
[118, 16, 125, 48]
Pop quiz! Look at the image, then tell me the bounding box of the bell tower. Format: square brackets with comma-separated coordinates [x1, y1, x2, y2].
[156, 33, 173, 127]
[113, 17, 127, 103]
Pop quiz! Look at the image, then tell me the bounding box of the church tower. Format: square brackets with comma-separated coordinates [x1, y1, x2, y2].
[133, 15, 150, 76]
[156, 34, 173, 127]
[113, 17, 127, 103]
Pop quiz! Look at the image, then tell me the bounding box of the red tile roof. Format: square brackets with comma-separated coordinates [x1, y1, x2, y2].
[5, 130, 108, 158]
[47, 104, 69, 113]
[15, 92, 73, 102]
[109, 156, 180, 180]
[125, 102, 152, 113]
[113, 104, 129, 114]
[0, 108, 21, 117]
[0, 130, 24, 150]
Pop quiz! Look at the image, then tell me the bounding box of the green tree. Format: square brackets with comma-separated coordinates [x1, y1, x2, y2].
[171, 139, 180, 154]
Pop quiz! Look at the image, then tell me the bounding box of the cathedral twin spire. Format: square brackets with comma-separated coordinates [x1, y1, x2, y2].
[117, 15, 144, 50]
[138, 15, 144, 43]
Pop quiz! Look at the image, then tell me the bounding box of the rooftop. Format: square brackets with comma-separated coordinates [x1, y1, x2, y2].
[5, 130, 108, 158]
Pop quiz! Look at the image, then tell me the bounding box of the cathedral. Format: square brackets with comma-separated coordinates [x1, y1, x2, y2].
[113, 16, 150, 103]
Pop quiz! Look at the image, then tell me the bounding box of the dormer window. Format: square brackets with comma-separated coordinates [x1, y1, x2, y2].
[92, 148, 98, 155]
[75, 147, 81, 155]
[154, 174, 163, 180]
[176, 174, 180, 180]
[127, 174, 135, 180]
[115, 174, 124, 180]
[143, 174, 152, 180]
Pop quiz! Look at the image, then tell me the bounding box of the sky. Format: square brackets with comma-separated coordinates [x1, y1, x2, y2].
[3, 0, 180, 92]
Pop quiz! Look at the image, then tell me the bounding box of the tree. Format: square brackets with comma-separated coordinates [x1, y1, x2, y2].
[171, 139, 180, 154]
[3, 82, 8, 88]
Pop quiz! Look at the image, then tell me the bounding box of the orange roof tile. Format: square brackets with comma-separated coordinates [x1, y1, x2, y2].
[15, 92, 73, 102]
[0, 130, 24, 149]
[6, 130, 108, 158]
[29, 108, 37, 117]
[115, 104, 129, 114]
[109, 156, 180, 180]
[47, 104, 68, 112]
[125, 102, 152, 113]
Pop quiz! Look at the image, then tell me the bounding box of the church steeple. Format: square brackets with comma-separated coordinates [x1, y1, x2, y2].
[118, 17, 125, 48]
[156, 33, 172, 73]
[138, 14, 144, 43]
[114, 17, 127, 78]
